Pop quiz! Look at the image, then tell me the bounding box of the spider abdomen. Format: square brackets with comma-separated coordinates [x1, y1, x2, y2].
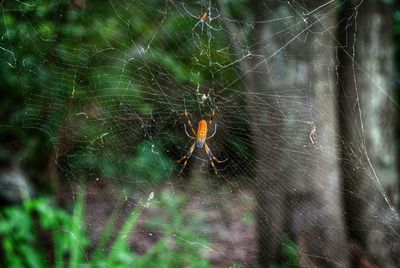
[196, 119, 207, 148]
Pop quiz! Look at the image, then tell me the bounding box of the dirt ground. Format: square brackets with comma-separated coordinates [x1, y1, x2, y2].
[84, 180, 258, 267]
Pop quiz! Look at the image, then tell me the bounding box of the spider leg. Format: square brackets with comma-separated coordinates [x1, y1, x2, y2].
[184, 109, 197, 137]
[182, 3, 200, 19]
[205, 22, 222, 31]
[206, 123, 217, 140]
[207, 6, 221, 23]
[204, 143, 228, 163]
[208, 108, 215, 126]
[177, 142, 196, 174]
[209, 14, 221, 21]
[192, 20, 201, 31]
[206, 6, 220, 21]
[204, 143, 218, 175]
[184, 124, 196, 139]
[204, 142, 228, 175]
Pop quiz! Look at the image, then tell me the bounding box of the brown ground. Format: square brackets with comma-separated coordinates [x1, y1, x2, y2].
[84, 180, 258, 267]
[83, 180, 378, 268]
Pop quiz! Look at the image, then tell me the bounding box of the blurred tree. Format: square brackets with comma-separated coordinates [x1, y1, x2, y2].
[221, 0, 400, 266]
[220, 0, 348, 266]
[251, 1, 349, 266]
[339, 0, 400, 266]
[70, 0, 85, 9]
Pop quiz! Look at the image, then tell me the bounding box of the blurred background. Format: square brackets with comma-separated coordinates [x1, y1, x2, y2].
[0, 0, 399, 267]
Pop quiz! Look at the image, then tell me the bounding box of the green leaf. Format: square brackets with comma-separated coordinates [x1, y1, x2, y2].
[106, 206, 143, 265]
[69, 187, 88, 268]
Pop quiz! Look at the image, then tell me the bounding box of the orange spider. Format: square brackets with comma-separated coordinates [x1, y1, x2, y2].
[182, 3, 221, 32]
[177, 109, 226, 175]
[199, 12, 208, 22]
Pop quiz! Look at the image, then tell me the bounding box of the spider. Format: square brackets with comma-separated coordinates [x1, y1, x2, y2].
[177, 108, 226, 175]
[182, 4, 221, 32]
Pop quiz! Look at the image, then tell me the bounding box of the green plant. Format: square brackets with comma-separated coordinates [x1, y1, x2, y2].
[270, 234, 301, 268]
[0, 197, 72, 268]
[143, 190, 212, 268]
[68, 141, 173, 184]
[0, 188, 213, 268]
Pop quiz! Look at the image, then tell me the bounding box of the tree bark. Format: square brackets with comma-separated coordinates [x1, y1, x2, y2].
[245, 1, 348, 266]
[339, 1, 400, 266]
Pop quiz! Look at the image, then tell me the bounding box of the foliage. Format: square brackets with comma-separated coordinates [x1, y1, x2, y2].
[144, 190, 212, 267]
[0, 188, 213, 268]
[0, 0, 254, 183]
[270, 235, 301, 268]
[68, 141, 173, 184]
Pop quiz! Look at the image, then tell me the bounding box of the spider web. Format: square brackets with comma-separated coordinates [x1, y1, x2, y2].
[1, 0, 399, 266]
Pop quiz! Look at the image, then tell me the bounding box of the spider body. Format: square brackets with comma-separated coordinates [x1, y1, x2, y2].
[182, 4, 221, 32]
[199, 12, 208, 23]
[178, 109, 226, 175]
[196, 119, 207, 148]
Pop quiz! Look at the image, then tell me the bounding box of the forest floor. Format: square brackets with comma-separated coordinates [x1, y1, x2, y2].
[84, 179, 258, 267]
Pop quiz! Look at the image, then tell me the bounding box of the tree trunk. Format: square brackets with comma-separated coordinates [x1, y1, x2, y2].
[339, 1, 400, 266]
[245, 1, 349, 266]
